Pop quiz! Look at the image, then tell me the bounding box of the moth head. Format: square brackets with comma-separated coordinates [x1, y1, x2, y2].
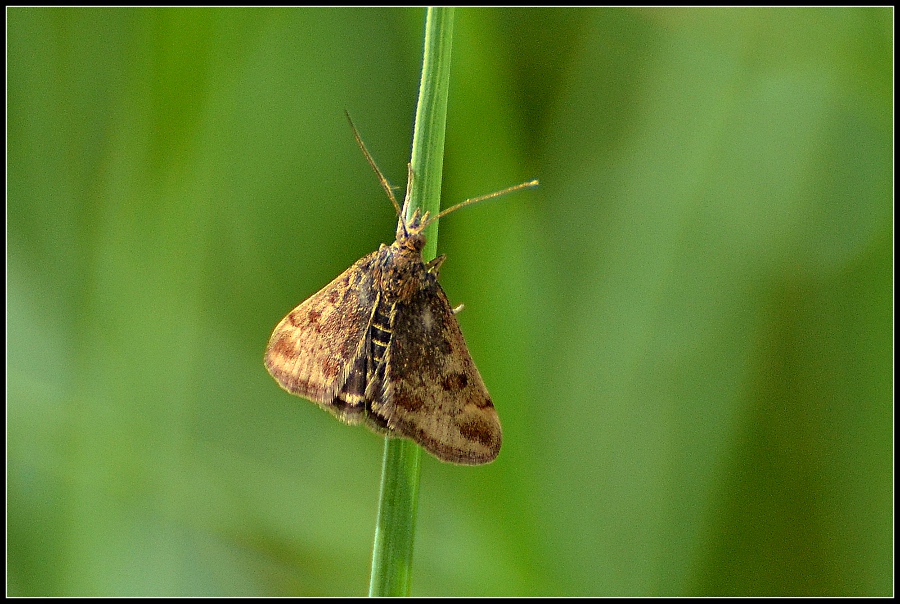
[396, 209, 427, 253]
[405, 231, 426, 253]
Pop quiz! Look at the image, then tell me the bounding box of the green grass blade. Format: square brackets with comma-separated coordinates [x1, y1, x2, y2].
[368, 6, 455, 598]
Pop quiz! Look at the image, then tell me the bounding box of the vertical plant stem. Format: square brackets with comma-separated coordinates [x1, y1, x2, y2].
[408, 7, 455, 254]
[368, 7, 455, 598]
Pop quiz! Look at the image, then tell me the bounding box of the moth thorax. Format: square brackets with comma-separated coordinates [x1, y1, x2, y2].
[381, 248, 425, 301]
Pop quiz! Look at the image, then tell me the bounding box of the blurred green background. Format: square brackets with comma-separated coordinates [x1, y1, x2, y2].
[7, 7, 892, 596]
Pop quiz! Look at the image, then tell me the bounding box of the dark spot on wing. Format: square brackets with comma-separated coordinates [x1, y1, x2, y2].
[475, 395, 493, 409]
[458, 416, 498, 449]
[442, 372, 468, 391]
[395, 388, 424, 412]
[321, 357, 341, 378]
[268, 335, 296, 359]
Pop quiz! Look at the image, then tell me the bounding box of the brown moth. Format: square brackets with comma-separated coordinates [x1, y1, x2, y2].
[264, 116, 537, 465]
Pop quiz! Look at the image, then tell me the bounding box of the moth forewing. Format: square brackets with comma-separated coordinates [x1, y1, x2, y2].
[264, 252, 376, 416]
[367, 263, 501, 464]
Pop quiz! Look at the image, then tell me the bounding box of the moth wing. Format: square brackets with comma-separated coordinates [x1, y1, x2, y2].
[373, 282, 502, 465]
[264, 252, 377, 422]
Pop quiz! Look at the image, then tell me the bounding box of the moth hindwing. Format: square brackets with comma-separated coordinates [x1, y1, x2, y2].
[265, 203, 502, 465]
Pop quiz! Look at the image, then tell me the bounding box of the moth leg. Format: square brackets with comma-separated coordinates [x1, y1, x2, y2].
[452, 303, 465, 315]
[425, 254, 446, 275]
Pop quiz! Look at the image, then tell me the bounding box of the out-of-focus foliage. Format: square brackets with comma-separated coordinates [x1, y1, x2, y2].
[7, 7, 892, 596]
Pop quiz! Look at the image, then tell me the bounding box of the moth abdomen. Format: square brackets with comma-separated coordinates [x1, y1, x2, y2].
[369, 303, 393, 365]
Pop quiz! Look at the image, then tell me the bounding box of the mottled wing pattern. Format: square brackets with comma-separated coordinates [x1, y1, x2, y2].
[372, 280, 502, 464]
[264, 251, 378, 424]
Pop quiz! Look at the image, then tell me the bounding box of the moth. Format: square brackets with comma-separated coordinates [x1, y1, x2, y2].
[265, 115, 537, 465]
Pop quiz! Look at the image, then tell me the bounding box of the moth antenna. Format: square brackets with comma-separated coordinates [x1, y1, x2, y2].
[393, 163, 417, 240]
[345, 110, 402, 216]
[403, 163, 415, 221]
[421, 179, 540, 229]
